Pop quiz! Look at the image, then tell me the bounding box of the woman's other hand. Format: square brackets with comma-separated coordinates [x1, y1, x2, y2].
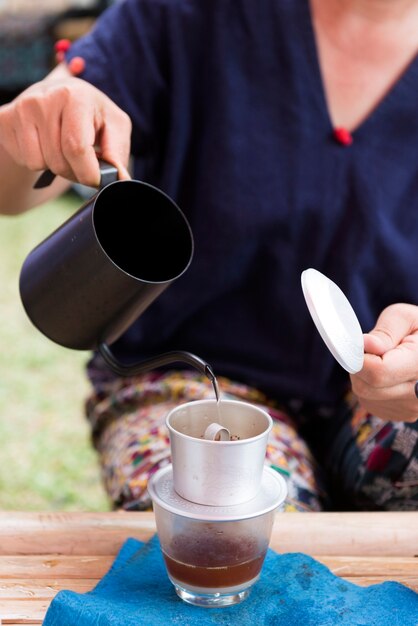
[350, 303, 418, 423]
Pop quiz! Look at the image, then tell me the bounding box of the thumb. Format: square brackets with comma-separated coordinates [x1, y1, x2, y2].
[363, 333, 389, 356]
[363, 303, 418, 356]
[96, 107, 132, 182]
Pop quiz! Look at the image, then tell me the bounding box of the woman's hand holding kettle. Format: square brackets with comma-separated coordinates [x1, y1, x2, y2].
[0, 64, 132, 214]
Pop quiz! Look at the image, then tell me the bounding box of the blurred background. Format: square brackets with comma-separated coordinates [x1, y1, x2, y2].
[0, 1, 115, 104]
[0, 0, 116, 511]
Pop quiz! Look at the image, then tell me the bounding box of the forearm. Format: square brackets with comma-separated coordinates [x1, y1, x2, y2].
[0, 144, 70, 215]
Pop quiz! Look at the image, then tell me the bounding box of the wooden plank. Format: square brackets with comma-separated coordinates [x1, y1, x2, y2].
[0, 511, 156, 557]
[316, 556, 418, 577]
[275, 511, 418, 557]
[344, 577, 418, 591]
[0, 554, 416, 580]
[0, 576, 417, 623]
[0, 511, 417, 557]
[0, 556, 112, 579]
[1, 599, 50, 622]
[0, 559, 415, 624]
[0, 574, 416, 601]
[0, 579, 97, 598]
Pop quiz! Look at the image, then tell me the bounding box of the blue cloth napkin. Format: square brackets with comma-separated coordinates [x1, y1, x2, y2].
[43, 534, 418, 626]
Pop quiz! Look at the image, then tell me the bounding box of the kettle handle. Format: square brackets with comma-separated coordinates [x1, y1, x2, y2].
[33, 159, 119, 189]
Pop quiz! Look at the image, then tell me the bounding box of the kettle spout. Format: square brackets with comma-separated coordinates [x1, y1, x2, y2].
[98, 343, 220, 401]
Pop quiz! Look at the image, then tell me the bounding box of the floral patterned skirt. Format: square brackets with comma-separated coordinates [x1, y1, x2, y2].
[85, 364, 418, 512]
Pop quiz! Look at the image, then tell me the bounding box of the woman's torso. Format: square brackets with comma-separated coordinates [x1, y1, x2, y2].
[71, 0, 418, 404]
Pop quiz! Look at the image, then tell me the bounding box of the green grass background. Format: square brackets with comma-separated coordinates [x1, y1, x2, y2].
[0, 192, 109, 511]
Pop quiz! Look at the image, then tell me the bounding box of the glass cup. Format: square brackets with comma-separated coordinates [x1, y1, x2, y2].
[148, 464, 287, 607]
[166, 399, 273, 506]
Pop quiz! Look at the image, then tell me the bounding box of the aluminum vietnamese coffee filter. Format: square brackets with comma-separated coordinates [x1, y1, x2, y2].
[166, 399, 273, 506]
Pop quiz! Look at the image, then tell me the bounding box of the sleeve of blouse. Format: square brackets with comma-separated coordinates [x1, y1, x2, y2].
[66, 0, 170, 158]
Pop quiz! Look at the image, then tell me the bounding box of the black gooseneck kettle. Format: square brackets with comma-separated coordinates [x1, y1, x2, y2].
[19, 162, 218, 394]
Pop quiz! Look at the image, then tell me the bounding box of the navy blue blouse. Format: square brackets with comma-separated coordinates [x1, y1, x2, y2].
[69, 0, 418, 404]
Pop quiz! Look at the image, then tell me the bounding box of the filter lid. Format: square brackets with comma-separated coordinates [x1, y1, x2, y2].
[301, 268, 364, 374]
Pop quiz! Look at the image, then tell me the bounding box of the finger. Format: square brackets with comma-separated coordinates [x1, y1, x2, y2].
[364, 303, 418, 355]
[363, 333, 387, 356]
[11, 98, 47, 171]
[356, 398, 418, 423]
[36, 104, 74, 180]
[95, 148, 131, 181]
[60, 101, 100, 187]
[116, 163, 131, 181]
[357, 334, 418, 387]
[352, 379, 418, 422]
[98, 113, 132, 181]
[352, 373, 417, 401]
[14, 123, 47, 172]
[2, 132, 20, 164]
[0, 104, 34, 167]
[377, 334, 418, 384]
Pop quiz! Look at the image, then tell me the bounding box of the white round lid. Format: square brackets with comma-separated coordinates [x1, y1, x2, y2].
[301, 268, 364, 374]
[148, 465, 287, 521]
